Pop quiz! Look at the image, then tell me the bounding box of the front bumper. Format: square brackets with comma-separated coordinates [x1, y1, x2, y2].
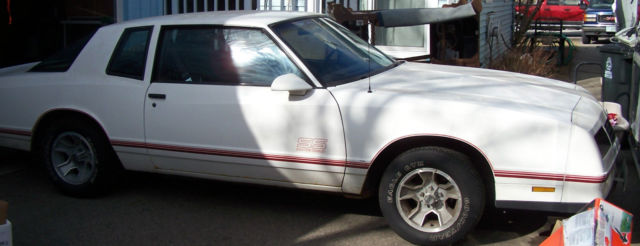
[582, 24, 617, 37]
[532, 20, 583, 30]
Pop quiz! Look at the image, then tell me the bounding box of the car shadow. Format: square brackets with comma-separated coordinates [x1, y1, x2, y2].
[117, 171, 562, 245]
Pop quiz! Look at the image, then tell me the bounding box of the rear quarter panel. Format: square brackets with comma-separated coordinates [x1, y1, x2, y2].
[0, 25, 150, 158]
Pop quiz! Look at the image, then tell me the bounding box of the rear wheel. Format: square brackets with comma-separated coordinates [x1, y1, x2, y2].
[581, 35, 591, 44]
[40, 118, 119, 197]
[378, 147, 485, 246]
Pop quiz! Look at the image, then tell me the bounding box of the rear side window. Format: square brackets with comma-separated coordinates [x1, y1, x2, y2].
[30, 31, 96, 72]
[547, 0, 580, 5]
[153, 25, 305, 86]
[106, 26, 153, 80]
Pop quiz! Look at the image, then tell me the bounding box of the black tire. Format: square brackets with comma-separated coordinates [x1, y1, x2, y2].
[582, 35, 591, 44]
[40, 118, 119, 197]
[378, 147, 485, 246]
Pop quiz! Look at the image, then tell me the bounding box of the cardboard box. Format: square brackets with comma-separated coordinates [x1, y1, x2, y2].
[541, 198, 633, 246]
[540, 221, 564, 246]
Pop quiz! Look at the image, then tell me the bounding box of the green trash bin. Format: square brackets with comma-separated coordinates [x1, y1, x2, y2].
[630, 44, 640, 142]
[600, 42, 634, 118]
[628, 42, 640, 181]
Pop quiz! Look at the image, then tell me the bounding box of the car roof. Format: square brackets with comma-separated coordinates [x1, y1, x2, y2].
[110, 11, 324, 29]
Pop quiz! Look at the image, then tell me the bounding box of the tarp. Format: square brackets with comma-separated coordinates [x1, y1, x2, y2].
[613, 0, 638, 29]
[376, 2, 476, 27]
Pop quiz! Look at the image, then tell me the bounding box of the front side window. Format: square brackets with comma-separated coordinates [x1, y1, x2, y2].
[107, 26, 153, 80]
[547, 0, 580, 5]
[153, 26, 305, 86]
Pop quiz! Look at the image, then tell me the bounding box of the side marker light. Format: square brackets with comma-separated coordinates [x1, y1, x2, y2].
[532, 187, 556, 192]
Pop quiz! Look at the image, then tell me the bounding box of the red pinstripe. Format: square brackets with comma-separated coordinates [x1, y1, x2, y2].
[0, 128, 31, 136]
[113, 140, 358, 168]
[494, 170, 607, 183]
[110, 139, 609, 183]
[0, 128, 608, 183]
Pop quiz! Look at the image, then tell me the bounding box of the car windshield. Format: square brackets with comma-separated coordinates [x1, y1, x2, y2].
[589, 0, 613, 8]
[271, 17, 395, 86]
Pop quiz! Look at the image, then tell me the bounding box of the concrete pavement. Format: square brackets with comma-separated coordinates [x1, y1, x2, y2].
[1, 147, 639, 245]
[553, 36, 606, 99]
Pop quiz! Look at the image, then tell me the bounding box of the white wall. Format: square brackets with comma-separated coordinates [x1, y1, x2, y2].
[478, 0, 514, 67]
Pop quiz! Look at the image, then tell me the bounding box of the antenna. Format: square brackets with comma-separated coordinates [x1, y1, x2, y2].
[367, 21, 372, 93]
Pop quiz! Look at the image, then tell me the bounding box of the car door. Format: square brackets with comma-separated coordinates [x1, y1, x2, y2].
[144, 25, 347, 188]
[99, 26, 156, 171]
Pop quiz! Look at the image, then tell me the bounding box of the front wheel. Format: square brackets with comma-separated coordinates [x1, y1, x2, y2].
[581, 35, 591, 44]
[378, 147, 485, 245]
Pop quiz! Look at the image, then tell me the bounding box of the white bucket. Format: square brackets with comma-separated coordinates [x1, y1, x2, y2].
[0, 220, 12, 246]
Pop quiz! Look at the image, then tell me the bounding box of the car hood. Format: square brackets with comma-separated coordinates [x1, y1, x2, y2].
[329, 62, 604, 132]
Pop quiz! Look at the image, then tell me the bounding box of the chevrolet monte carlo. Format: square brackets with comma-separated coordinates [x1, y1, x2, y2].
[0, 11, 622, 245]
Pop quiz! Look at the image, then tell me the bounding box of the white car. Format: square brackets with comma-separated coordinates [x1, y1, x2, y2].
[0, 11, 622, 245]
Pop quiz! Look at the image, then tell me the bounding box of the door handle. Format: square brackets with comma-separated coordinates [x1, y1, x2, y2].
[148, 93, 166, 99]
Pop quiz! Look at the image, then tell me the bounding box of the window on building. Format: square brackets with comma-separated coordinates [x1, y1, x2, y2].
[373, 0, 429, 59]
[373, 0, 458, 59]
[258, 0, 306, 11]
[164, 0, 257, 13]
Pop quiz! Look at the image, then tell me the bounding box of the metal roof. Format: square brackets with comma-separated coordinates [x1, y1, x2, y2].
[108, 11, 325, 29]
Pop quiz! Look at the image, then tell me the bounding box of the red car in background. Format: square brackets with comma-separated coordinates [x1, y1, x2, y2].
[517, 0, 586, 29]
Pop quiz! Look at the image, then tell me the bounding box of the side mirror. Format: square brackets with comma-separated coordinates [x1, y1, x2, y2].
[579, 0, 587, 9]
[271, 73, 312, 96]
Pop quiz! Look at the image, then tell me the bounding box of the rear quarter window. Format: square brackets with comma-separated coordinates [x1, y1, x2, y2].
[106, 26, 153, 80]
